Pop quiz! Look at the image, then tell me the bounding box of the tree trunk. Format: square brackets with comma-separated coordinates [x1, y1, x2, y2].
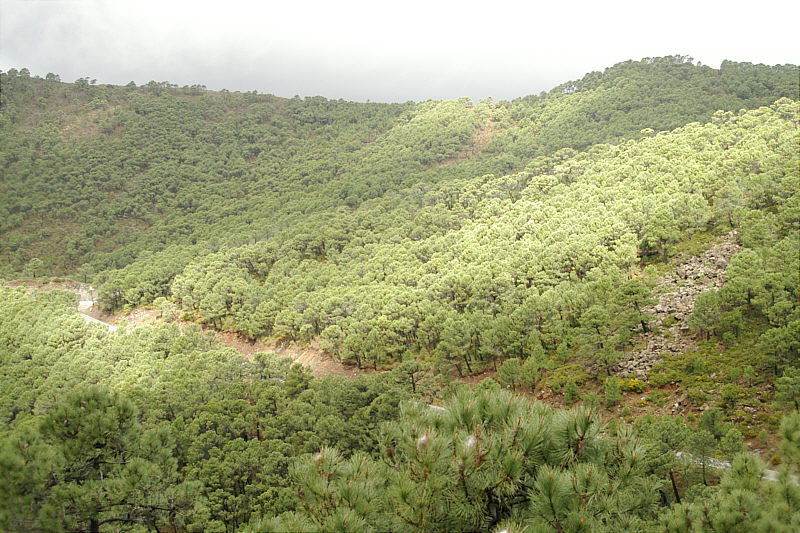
[635, 303, 649, 334]
[463, 353, 473, 374]
[669, 470, 681, 503]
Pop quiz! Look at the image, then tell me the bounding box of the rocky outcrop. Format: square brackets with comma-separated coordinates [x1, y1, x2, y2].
[615, 231, 741, 379]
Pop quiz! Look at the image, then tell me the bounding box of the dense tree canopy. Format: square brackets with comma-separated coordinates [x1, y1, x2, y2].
[263, 389, 662, 533]
[0, 285, 415, 531]
[1, 57, 796, 284]
[1, 56, 798, 532]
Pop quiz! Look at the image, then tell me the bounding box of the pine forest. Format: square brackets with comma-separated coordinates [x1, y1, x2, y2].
[0, 56, 799, 532]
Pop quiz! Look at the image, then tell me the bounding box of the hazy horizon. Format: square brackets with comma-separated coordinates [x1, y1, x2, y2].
[1, 0, 798, 103]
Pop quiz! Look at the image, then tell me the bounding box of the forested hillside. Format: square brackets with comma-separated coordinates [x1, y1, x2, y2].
[162, 99, 798, 376]
[1, 56, 796, 282]
[1, 57, 799, 532]
[1, 287, 798, 531]
[0, 285, 417, 530]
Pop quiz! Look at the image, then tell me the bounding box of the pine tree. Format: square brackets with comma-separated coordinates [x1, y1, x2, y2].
[662, 412, 800, 532]
[263, 389, 661, 532]
[0, 386, 200, 532]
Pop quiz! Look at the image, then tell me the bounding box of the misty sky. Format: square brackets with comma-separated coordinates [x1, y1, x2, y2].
[1, 0, 798, 103]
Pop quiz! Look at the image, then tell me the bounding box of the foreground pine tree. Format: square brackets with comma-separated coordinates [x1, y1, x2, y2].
[661, 411, 800, 533]
[257, 388, 661, 532]
[0, 386, 200, 532]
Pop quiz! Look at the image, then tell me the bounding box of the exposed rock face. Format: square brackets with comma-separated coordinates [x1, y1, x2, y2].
[615, 231, 741, 379]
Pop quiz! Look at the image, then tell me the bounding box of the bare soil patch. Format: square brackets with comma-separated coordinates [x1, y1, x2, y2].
[211, 331, 360, 379]
[437, 116, 494, 166]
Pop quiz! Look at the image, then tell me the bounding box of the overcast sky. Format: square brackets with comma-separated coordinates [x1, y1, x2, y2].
[1, 0, 798, 102]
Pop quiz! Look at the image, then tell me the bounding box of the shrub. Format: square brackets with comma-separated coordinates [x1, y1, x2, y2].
[581, 391, 602, 410]
[720, 427, 745, 455]
[648, 372, 671, 388]
[698, 408, 727, 439]
[621, 378, 645, 393]
[647, 389, 670, 407]
[685, 385, 707, 406]
[720, 383, 742, 409]
[604, 376, 621, 408]
[563, 380, 578, 406]
[686, 356, 705, 374]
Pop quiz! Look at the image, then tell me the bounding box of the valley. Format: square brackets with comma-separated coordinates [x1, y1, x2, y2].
[1, 58, 798, 532]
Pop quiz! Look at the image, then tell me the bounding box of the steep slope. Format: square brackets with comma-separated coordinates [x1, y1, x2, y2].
[163, 100, 797, 380]
[616, 231, 741, 378]
[1, 57, 796, 287]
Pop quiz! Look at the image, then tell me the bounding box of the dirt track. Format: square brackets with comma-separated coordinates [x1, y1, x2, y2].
[8, 280, 358, 379]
